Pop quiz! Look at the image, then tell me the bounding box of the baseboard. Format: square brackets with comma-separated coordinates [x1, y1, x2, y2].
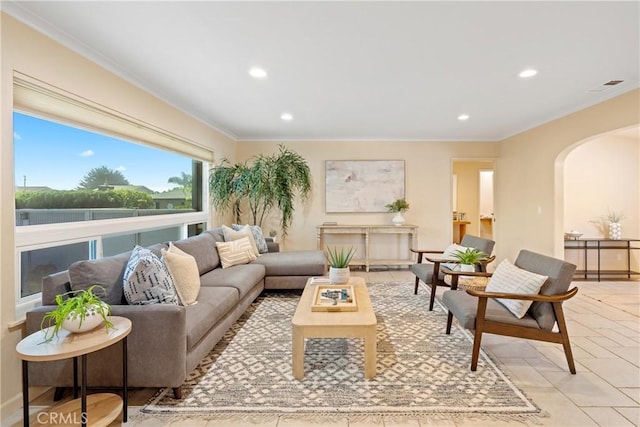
[1, 386, 50, 425]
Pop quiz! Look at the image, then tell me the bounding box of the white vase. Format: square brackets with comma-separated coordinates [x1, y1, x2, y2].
[609, 222, 622, 240]
[460, 264, 475, 272]
[329, 267, 350, 284]
[392, 212, 405, 226]
[61, 305, 104, 334]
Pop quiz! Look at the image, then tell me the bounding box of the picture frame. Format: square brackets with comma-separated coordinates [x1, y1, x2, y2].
[325, 160, 405, 213]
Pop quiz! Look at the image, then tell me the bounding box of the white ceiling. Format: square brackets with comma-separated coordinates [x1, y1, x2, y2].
[3, 1, 639, 141]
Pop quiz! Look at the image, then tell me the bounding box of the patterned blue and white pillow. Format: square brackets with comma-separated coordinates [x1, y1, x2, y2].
[232, 224, 269, 254]
[123, 245, 179, 305]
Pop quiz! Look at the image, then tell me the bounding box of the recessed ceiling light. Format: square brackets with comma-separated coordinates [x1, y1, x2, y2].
[518, 69, 538, 78]
[457, 114, 470, 121]
[281, 113, 293, 121]
[249, 67, 267, 79]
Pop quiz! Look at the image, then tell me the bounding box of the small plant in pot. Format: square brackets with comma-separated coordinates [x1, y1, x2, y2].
[326, 246, 356, 284]
[452, 248, 488, 272]
[40, 285, 114, 343]
[385, 198, 410, 225]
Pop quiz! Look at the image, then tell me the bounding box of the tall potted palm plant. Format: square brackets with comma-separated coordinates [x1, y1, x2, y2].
[209, 144, 311, 239]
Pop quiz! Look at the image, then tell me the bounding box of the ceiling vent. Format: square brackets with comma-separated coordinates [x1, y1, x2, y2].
[588, 80, 625, 92]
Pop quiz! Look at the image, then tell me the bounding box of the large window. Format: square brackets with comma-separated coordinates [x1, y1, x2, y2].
[13, 75, 213, 313]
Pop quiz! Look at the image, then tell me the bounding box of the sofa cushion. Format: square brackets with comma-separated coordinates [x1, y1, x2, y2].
[162, 243, 201, 306]
[216, 237, 258, 268]
[251, 250, 326, 276]
[123, 246, 180, 305]
[222, 225, 259, 257]
[69, 251, 131, 305]
[232, 224, 269, 254]
[173, 232, 219, 274]
[486, 259, 548, 318]
[185, 286, 238, 350]
[200, 263, 265, 299]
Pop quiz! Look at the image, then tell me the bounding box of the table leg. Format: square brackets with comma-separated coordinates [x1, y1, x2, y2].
[123, 337, 128, 421]
[73, 357, 78, 399]
[364, 328, 377, 379]
[22, 360, 29, 427]
[292, 327, 304, 380]
[81, 354, 87, 427]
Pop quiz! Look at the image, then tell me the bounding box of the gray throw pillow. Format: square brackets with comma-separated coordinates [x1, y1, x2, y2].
[69, 252, 131, 305]
[232, 224, 269, 254]
[123, 246, 179, 305]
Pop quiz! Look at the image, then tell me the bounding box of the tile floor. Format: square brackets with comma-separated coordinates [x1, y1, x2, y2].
[10, 270, 640, 426]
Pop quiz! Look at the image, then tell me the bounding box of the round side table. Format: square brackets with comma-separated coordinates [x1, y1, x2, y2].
[16, 316, 131, 427]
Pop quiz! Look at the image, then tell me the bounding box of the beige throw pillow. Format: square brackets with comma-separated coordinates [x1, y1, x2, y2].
[162, 242, 200, 306]
[486, 259, 548, 318]
[222, 224, 260, 258]
[216, 237, 258, 268]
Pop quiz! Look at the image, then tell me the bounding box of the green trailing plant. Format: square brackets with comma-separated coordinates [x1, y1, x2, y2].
[326, 246, 357, 268]
[385, 198, 410, 213]
[40, 285, 114, 343]
[452, 248, 488, 265]
[209, 144, 311, 238]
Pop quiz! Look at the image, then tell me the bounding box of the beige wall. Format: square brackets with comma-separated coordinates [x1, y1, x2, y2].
[497, 89, 640, 263]
[236, 141, 500, 252]
[452, 161, 495, 237]
[564, 133, 640, 271]
[0, 13, 236, 417]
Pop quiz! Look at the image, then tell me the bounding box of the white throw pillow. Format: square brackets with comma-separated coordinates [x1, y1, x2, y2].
[232, 224, 269, 254]
[123, 246, 179, 305]
[162, 242, 201, 306]
[485, 259, 548, 318]
[222, 224, 260, 258]
[216, 237, 258, 268]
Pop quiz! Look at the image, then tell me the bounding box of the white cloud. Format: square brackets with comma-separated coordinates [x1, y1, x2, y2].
[13, 132, 22, 140]
[79, 150, 94, 157]
[116, 165, 126, 171]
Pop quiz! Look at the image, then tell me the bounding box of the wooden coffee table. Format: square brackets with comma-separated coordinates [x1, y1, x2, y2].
[292, 276, 377, 380]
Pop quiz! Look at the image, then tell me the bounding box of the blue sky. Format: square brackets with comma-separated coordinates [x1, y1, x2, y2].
[14, 112, 193, 192]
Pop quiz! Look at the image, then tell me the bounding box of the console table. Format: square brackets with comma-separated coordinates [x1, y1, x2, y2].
[564, 238, 640, 281]
[317, 224, 418, 272]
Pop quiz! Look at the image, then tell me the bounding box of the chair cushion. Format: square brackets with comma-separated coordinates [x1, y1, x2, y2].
[162, 243, 201, 306]
[460, 235, 495, 258]
[410, 262, 443, 284]
[442, 290, 541, 330]
[486, 259, 548, 318]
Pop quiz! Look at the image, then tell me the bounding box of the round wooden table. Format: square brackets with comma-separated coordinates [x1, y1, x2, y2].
[16, 316, 131, 427]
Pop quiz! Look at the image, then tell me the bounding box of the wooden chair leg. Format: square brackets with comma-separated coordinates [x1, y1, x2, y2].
[553, 302, 576, 374]
[429, 282, 436, 311]
[470, 297, 488, 371]
[173, 386, 182, 399]
[446, 311, 453, 334]
[414, 276, 420, 295]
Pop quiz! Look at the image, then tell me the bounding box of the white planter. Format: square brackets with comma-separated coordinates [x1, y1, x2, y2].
[392, 212, 405, 226]
[460, 264, 475, 273]
[61, 305, 105, 334]
[609, 222, 622, 240]
[329, 267, 350, 284]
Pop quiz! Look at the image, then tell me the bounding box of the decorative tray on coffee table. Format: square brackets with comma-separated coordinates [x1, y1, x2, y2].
[311, 284, 358, 312]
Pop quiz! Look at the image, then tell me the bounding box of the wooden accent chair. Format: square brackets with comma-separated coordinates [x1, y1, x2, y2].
[442, 250, 578, 373]
[410, 235, 495, 311]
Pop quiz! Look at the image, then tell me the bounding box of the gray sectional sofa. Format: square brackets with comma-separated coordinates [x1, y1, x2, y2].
[24, 227, 326, 398]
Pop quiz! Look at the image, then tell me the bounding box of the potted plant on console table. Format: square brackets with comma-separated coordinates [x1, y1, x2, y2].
[326, 246, 357, 284]
[385, 198, 410, 225]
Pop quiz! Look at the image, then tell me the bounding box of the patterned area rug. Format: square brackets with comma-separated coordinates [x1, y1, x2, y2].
[142, 281, 539, 417]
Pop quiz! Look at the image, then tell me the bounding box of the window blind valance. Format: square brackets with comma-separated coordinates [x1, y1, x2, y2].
[13, 72, 214, 163]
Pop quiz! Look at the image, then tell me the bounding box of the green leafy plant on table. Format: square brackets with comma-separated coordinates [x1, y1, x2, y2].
[326, 246, 357, 268]
[385, 198, 410, 213]
[40, 285, 114, 343]
[452, 248, 488, 265]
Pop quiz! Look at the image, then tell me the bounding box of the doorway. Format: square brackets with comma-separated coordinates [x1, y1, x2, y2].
[452, 160, 495, 242]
